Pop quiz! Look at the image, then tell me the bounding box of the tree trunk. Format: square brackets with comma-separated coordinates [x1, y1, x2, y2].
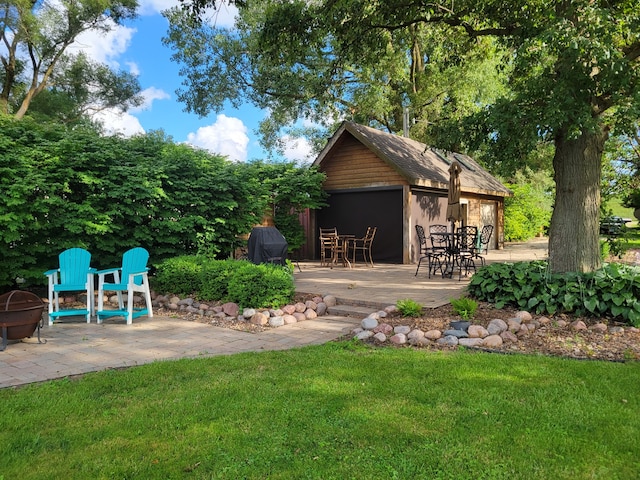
[548, 127, 608, 273]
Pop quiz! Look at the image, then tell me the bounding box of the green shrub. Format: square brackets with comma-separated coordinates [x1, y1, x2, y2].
[450, 296, 478, 320]
[467, 261, 640, 326]
[396, 298, 424, 317]
[226, 262, 295, 309]
[152, 256, 204, 296]
[198, 258, 237, 301]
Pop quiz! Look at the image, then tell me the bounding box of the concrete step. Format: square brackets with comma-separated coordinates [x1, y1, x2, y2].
[328, 298, 394, 319]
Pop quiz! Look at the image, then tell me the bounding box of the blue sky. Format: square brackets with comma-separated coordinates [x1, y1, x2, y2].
[70, 0, 313, 163]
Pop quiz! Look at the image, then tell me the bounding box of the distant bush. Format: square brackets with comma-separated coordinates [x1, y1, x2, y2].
[504, 169, 553, 241]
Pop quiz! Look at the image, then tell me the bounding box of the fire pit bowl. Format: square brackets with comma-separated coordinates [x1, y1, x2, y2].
[0, 290, 45, 351]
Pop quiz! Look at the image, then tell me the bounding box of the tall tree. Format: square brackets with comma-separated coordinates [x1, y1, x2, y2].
[1, 0, 139, 119]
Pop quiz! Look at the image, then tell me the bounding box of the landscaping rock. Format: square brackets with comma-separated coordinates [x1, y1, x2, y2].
[443, 329, 468, 338]
[269, 316, 285, 327]
[394, 325, 411, 335]
[361, 317, 378, 330]
[459, 337, 484, 347]
[468, 325, 489, 338]
[407, 329, 425, 341]
[282, 304, 296, 315]
[487, 319, 508, 335]
[437, 335, 459, 346]
[356, 330, 374, 340]
[571, 320, 587, 331]
[374, 323, 393, 334]
[222, 302, 239, 316]
[483, 335, 503, 348]
[425, 329, 442, 340]
[283, 314, 298, 325]
[323, 295, 337, 307]
[500, 331, 518, 343]
[316, 302, 328, 316]
[250, 312, 268, 325]
[373, 332, 387, 342]
[590, 323, 608, 333]
[449, 320, 471, 331]
[515, 311, 532, 322]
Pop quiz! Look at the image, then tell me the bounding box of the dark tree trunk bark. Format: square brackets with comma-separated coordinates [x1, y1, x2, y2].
[548, 126, 608, 273]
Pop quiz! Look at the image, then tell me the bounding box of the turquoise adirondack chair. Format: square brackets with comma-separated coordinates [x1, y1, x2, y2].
[44, 248, 96, 326]
[96, 247, 153, 325]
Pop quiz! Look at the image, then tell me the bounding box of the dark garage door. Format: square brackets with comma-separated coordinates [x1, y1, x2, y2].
[316, 188, 403, 263]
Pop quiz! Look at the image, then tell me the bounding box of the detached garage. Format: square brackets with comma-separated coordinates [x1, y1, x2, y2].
[309, 121, 512, 264]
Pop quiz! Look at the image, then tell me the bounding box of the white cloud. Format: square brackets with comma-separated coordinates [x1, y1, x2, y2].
[132, 87, 171, 112]
[94, 109, 146, 137]
[186, 114, 249, 161]
[70, 22, 135, 68]
[125, 61, 140, 76]
[87, 86, 169, 135]
[137, 0, 238, 27]
[281, 135, 315, 163]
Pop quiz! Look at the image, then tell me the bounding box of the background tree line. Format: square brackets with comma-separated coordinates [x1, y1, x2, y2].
[0, 116, 326, 291]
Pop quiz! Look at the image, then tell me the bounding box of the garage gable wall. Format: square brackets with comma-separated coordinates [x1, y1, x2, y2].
[320, 133, 407, 190]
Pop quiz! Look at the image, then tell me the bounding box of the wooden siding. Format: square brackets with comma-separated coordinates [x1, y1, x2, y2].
[320, 134, 408, 190]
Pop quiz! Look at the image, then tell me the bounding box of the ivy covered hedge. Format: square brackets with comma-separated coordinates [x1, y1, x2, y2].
[152, 256, 295, 309]
[467, 261, 640, 326]
[0, 117, 325, 290]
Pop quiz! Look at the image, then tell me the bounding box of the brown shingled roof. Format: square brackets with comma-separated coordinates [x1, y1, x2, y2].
[314, 121, 512, 197]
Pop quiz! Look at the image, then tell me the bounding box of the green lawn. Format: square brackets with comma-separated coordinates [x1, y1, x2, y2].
[1, 343, 639, 479]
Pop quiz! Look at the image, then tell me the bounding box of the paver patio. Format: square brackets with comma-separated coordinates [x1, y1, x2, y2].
[0, 238, 548, 389]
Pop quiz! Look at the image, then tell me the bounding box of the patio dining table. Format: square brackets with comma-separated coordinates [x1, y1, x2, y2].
[333, 234, 354, 268]
[439, 228, 480, 280]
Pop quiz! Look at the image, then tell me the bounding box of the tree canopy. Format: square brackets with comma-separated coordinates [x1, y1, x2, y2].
[1, 0, 142, 121]
[168, 0, 640, 273]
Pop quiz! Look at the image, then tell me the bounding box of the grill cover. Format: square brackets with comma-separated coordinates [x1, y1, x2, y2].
[247, 227, 288, 265]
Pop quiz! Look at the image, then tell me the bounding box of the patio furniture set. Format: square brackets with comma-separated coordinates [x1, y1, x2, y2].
[414, 224, 493, 280]
[319, 226, 377, 268]
[45, 246, 153, 326]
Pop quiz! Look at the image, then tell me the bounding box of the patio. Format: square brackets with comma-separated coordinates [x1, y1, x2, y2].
[0, 238, 548, 388]
[293, 236, 549, 309]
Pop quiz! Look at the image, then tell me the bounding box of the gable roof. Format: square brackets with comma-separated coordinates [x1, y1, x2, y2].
[313, 121, 512, 197]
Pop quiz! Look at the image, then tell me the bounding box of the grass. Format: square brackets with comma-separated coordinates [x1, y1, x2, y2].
[606, 197, 634, 220]
[1, 343, 639, 479]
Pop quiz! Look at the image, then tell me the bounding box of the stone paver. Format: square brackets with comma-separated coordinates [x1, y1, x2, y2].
[0, 315, 360, 388]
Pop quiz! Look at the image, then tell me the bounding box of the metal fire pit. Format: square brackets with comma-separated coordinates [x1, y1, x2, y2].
[0, 290, 45, 351]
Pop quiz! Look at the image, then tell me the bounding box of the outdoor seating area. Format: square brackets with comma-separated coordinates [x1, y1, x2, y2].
[319, 226, 377, 268]
[45, 247, 153, 325]
[415, 223, 493, 280]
